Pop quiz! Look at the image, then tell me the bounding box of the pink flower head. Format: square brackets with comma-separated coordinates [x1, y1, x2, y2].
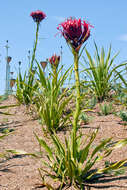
[30, 10, 46, 23]
[57, 17, 93, 51]
[49, 54, 60, 68]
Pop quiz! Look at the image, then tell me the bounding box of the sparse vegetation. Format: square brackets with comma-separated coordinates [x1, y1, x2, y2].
[79, 112, 92, 125]
[1, 9, 127, 190]
[98, 102, 114, 116]
[119, 110, 127, 122]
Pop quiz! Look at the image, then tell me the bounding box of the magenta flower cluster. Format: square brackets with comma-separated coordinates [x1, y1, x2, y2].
[30, 10, 93, 52]
[57, 17, 93, 51]
[30, 10, 46, 23]
[49, 54, 60, 67]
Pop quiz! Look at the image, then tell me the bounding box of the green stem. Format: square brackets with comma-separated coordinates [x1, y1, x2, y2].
[50, 66, 58, 133]
[73, 51, 81, 132]
[30, 22, 39, 69]
[52, 59, 59, 88]
[53, 66, 57, 86]
[71, 50, 81, 159]
[27, 22, 39, 104]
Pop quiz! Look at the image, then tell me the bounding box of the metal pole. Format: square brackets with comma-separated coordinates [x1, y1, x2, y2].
[5, 40, 10, 95]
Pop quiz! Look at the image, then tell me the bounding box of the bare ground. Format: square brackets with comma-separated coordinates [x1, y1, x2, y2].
[0, 96, 127, 190]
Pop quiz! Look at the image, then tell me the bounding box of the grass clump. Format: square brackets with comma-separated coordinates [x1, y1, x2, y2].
[98, 102, 114, 116]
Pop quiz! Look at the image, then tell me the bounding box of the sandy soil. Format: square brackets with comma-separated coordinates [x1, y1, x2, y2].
[0, 96, 127, 190]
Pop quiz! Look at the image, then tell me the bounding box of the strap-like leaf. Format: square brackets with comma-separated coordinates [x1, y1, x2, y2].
[34, 133, 53, 159]
[90, 138, 112, 159]
[97, 159, 127, 174]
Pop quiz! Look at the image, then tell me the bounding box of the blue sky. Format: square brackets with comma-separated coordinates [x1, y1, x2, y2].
[0, 0, 127, 94]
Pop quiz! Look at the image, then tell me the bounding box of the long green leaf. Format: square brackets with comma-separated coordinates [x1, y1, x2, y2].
[34, 133, 53, 159]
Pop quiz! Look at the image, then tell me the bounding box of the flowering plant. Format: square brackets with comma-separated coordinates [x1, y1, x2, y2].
[16, 10, 46, 105]
[48, 54, 61, 85]
[34, 61, 72, 133]
[58, 17, 92, 139]
[57, 17, 92, 52]
[30, 10, 46, 66]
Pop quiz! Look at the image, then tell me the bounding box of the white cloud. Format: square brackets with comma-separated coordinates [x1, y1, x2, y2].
[53, 16, 65, 22]
[119, 34, 127, 41]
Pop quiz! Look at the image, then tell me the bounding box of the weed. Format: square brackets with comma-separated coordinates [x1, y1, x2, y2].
[98, 102, 114, 116]
[119, 111, 127, 122]
[83, 43, 127, 102]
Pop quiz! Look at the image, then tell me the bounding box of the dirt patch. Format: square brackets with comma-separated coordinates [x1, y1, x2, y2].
[0, 96, 127, 190]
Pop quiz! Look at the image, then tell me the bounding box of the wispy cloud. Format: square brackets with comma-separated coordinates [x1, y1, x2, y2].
[52, 16, 65, 22]
[119, 34, 127, 41]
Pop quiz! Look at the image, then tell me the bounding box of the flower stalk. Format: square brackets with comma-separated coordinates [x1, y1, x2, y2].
[30, 10, 46, 69]
[49, 54, 60, 86]
[72, 50, 80, 133]
[30, 22, 39, 69]
[71, 49, 81, 159]
[52, 66, 57, 86]
[57, 17, 92, 158]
